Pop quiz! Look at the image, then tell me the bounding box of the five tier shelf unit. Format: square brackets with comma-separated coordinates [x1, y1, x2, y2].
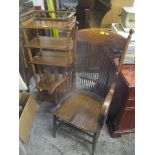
[20, 9, 77, 101]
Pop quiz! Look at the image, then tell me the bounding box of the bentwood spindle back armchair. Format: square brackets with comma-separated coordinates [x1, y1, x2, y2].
[49, 28, 134, 155]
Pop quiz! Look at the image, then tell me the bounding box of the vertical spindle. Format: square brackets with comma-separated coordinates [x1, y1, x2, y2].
[66, 31, 71, 49]
[22, 29, 37, 82]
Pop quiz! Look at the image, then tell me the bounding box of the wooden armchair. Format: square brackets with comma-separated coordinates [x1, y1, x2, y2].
[49, 28, 134, 155]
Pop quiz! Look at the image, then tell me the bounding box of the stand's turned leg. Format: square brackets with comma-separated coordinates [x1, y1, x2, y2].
[53, 115, 57, 138]
[92, 133, 97, 155]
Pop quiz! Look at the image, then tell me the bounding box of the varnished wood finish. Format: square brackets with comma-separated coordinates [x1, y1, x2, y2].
[30, 51, 72, 67]
[49, 76, 71, 94]
[56, 91, 102, 132]
[22, 29, 38, 83]
[33, 10, 76, 20]
[21, 17, 76, 30]
[20, 10, 76, 28]
[37, 90, 55, 101]
[49, 76, 73, 104]
[107, 64, 135, 137]
[100, 80, 116, 120]
[37, 81, 53, 90]
[77, 28, 127, 51]
[24, 36, 73, 50]
[20, 10, 77, 98]
[117, 29, 134, 72]
[66, 31, 71, 49]
[35, 65, 72, 91]
[49, 29, 133, 154]
[126, 99, 135, 107]
[99, 31, 135, 122]
[76, 42, 115, 97]
[95, 29, 134, 119]
[120, 65, 135, 86]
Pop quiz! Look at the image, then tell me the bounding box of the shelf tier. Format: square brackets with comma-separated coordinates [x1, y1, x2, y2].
[21, 18, 76, 30]
[36, 78, 65, 90]
[36, 90, 55, 102]
[30, 51, 72, 67]
[36, 81, 55, 90]
[24, 36, 73, 50]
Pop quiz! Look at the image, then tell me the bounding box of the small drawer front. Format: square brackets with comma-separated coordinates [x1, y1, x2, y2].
[126, 99, 135, 108]
[129, 87, 135, 98]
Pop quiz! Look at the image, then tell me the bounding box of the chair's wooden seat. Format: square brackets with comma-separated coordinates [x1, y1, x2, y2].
[55, 91, 103, 133]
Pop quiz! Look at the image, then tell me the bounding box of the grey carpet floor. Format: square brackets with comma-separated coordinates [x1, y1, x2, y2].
[23, 100, 135, 155]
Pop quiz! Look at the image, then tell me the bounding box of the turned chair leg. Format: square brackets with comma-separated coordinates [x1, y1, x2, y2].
[53, 115, 57, 138]
[92, 133, 97, 155]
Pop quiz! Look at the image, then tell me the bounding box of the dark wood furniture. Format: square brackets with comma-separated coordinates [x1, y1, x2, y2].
[107, 64, 135, 137]
[49, 29, 134, 155]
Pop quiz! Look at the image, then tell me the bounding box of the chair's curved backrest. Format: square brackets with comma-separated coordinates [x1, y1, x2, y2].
[75, 28, 130, 98]
[77, 28, 127, 51]
[76, 41, 116, 98]
[76, 29, 127, 97]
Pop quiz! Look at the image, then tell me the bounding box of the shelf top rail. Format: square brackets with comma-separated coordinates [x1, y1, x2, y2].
[20, 9, 76, 22]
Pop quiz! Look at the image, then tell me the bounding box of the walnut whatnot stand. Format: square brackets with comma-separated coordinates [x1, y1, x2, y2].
[20, 10, 77, 101]
[107, 64, 135, 138]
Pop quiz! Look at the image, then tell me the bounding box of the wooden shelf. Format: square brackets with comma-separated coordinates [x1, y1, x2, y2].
[21, 18, 76, 30]
[36, 81, 53, 90]
[36, 72, 67, 90]
[30, 51, 72, 67]
[36, 90, 55, 102]
[24, 36, 73, 50]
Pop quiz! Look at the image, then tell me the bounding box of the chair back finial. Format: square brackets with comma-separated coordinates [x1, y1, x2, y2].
[117, 29, 134, 72]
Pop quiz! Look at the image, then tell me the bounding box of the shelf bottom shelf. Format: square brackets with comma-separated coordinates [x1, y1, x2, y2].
[31, 56, 71, 67]
[36, 81, 53, 90]
[37, 90, 55, 102]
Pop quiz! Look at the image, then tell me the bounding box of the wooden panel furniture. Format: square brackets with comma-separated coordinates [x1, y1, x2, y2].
[49, 29, 134, 155]
[107, 64, 135, 137]
[20, 10, 77, 101]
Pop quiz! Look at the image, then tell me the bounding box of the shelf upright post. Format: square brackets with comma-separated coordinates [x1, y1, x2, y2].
[66, 30, 72, 65]
[66, 30, 71, 49]
[22, 29, 38, 83]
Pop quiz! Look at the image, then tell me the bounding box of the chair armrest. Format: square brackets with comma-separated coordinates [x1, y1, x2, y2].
[98, 77, 116, 127]
[48, 76, 71, 95]
[100, 82, 116, 117]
